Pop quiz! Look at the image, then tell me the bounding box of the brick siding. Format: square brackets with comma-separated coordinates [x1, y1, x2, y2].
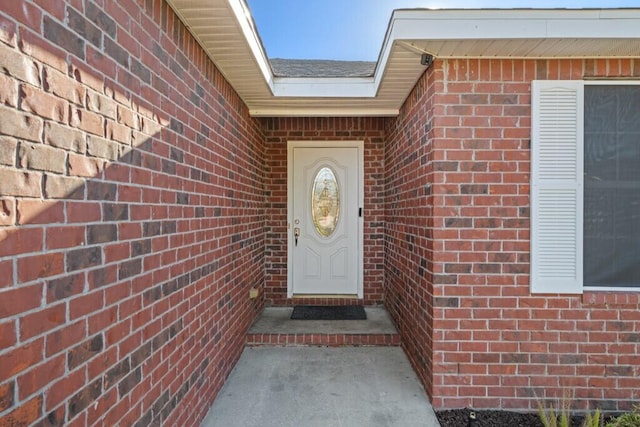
[3, 0, 640, 423]
[386, 58, 640, 411]
[0, 1, 264, 426]
[384, 63, 440, 401]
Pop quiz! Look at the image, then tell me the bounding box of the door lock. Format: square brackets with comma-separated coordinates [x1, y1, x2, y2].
[294, 227, 300, 246]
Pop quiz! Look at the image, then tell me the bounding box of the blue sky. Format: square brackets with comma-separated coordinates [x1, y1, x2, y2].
[246, 0, 640, 61]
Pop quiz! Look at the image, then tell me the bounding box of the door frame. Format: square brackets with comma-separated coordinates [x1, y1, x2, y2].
[287, 140, 364, 298]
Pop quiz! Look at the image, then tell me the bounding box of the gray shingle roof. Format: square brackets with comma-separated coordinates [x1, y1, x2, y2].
[270, 58, 376, 78]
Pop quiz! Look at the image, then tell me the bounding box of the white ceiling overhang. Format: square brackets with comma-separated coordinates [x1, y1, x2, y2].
[166, 1, 640, 117]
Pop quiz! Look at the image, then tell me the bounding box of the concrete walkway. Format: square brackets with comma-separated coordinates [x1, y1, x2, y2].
[201, 346, 440, 427]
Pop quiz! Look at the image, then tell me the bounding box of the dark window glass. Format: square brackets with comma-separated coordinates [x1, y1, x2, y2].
[584, 85, 640, 287]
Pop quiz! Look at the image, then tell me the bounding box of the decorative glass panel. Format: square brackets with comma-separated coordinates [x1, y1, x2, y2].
[312, 167, 340, 237]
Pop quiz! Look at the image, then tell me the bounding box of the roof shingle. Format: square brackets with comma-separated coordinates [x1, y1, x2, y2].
[270, 58, 376, 78]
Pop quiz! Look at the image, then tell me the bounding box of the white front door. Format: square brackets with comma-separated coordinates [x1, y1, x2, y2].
[287, 141, 363, 297]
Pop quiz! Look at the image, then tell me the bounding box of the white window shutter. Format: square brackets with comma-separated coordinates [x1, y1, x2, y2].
[531, 80, 583, 294]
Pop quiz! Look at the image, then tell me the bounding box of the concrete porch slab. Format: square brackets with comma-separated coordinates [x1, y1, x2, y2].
[248, 307, 398, 334]
[246, 307, 401, 346]
[201, 347, 440, 427]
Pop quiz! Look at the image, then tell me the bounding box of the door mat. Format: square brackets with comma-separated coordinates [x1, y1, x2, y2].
[290, 305, 367, 321]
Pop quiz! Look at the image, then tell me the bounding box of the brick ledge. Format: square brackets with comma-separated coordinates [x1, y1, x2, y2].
[246, 333, 400, 347]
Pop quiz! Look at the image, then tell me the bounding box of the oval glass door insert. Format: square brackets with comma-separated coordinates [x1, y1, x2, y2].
[311, 167, 340, 237]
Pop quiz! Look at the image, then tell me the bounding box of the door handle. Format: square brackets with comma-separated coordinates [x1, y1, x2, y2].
[294, 227, 300, 246]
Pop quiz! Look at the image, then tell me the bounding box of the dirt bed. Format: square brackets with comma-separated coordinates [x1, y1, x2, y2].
[436, 408, 591, 427]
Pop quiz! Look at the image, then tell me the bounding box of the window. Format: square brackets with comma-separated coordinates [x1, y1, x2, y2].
[531, 81, 640, 294]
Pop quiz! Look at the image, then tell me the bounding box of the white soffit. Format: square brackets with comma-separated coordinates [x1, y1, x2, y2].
[165, 2, 640, 117]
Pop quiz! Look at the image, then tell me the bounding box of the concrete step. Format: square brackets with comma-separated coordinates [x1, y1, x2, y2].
[246, 307, 401, 347]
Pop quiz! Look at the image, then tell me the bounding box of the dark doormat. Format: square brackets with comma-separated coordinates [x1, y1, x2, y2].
[291, 305, 367, 320]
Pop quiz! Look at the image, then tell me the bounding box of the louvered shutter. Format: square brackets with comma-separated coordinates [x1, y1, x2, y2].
[531, 80, 583, 294]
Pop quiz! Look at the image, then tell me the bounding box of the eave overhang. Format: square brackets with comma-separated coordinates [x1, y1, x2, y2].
[165, 2, 640, 117]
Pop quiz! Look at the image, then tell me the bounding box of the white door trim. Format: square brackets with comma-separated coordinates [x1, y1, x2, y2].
[287, 140, 364, 298]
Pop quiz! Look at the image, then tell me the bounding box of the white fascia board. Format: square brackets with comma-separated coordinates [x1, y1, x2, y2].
[387, 9, 640, 42]
[391, 18, 547, 40]
[598, 8, 640, 18]
[371, 15, 399, 95]
[392, 8, 640, 21]
[272, 78, 376, 98]
[546, 19, 640, 38]
[249, 107, 398, 117]
[226, 0, 274, 91]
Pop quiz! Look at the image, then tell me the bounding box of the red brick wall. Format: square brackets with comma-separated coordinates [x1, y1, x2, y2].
[3, 1, 639, 421]
[0, 1, 264, 426]
[387, 58, 640, 411]
[262, 117, 386, 306]
[384, 65, 440, 399]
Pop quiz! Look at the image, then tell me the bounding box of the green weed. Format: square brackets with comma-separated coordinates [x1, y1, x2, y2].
[605, 405, 640, 427]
